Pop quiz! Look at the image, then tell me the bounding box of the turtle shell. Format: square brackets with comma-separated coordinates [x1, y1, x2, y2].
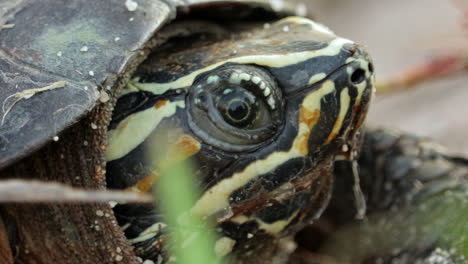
[0, 0, 305, 169]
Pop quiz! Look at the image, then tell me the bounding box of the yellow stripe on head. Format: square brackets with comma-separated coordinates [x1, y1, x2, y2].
[125, 134, 201, 193]
[325, 87, 350, 144]
[106, 100, 185, 162]
[190, 81, 336, 218]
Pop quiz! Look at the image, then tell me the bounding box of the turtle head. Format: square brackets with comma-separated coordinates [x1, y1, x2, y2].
[106, 17, 374, 254]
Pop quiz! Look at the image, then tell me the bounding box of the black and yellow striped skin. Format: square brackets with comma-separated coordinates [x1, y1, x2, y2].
[106, 17, 374, 259]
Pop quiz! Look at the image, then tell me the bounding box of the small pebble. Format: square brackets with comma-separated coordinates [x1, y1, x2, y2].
[96, 210, 104, 217]
[80, 46, 88, 52]
[342, 144, 349, 152]
[53, 136, 59, 142]
[88, 71, 94, 76]
[1, 24, 15, 29]
[99, 90, 110, 103]
[56, 51, 62, 57]
[125, 0, 138, 11]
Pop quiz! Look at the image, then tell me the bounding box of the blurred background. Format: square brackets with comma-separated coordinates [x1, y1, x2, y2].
[306, 0, 468, 155]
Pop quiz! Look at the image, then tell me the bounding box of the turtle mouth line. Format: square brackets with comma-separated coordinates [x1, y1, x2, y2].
[219, 165, 330, 224]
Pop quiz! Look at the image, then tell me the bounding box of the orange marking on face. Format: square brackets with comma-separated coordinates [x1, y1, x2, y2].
[325, 116, 342, 144]
[155, 100, 168, 109]
[125, 135, 201, 193]
[169, 134, 201, 159]
[355, 106, 368, 131]
[351, 100, 368, 135]
[294, 108, 320, 155]
[126, 172, 159, 193]
[117, 119, 130, 133]
[126, 135, 201, 193]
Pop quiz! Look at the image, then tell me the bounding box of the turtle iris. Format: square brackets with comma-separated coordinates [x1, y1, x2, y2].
[187, 64, 284, 152]
[215, 86, 258, 128]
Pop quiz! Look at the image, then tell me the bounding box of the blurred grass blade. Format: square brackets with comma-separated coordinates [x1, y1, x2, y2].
[156, 157, 226, 264]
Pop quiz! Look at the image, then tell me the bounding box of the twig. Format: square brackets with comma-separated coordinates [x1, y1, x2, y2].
[2, 81, 67, 125]
[0, 179, 153, 203]
[0, 24, 15, 29]
[376, 54, 468, 94]
[352, 160, 367, 220]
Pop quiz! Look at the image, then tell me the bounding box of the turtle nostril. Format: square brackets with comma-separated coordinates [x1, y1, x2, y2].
[368, 63, 374, 74]
[350, 68, 366, 84]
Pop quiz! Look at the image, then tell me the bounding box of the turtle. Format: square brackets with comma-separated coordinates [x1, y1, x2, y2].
[0, 1, 467, 264]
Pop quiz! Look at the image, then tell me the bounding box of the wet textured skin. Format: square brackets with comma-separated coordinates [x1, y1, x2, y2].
[106, 17, 374, 260]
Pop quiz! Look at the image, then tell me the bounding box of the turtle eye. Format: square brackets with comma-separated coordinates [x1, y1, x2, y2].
[215, 85, 258, 128]
[187, 65, 284, 152]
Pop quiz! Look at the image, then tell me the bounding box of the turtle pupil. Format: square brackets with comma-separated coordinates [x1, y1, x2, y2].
[228, 100, 248, 121]
[215, 85, 258, 128]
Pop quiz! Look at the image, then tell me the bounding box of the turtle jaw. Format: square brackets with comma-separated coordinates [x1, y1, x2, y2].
[285, 45, 375, 228]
